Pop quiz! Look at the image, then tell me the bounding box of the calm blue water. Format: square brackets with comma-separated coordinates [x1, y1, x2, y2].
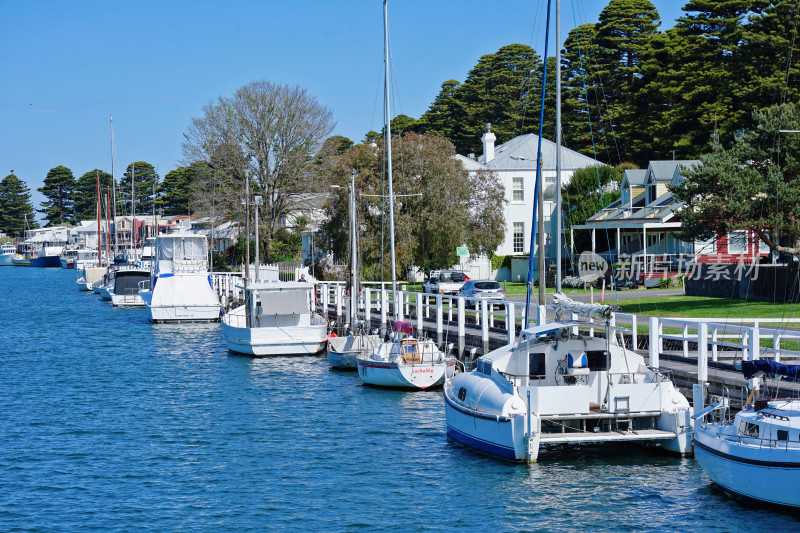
[2, 267, 799, 532]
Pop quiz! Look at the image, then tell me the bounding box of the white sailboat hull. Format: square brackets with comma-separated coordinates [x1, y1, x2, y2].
[694, 416, 800, 508]
[327, 334, 382, 369]
[357, 357, 452, 389]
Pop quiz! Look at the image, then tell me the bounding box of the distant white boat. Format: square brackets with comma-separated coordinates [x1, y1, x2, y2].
[356, 321, 455, 389]
[221, 281, 327, 356]
[0, 244, 15, 266]
[694, 361, 800, 508]
[139, 233, 222, 322]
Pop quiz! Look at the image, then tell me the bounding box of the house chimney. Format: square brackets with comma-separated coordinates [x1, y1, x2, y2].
[482, 123, 496, 163]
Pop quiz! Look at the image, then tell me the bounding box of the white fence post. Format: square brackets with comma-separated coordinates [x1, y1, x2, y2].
[365, 288, 372, 324]
[481, 299, 489, 351]
[711, 325, 719, 362]
[749, 325, 760, 391]
[649, 316, 660, 368]
[537, 305, 547, 327]
[506, 302, 515, 344]
[416, 291, 424, 335]
[397, 290, 405, 322]
[682, 324, 689, 358]
[436, 294, 444, 343]
[774, 333, 781, 363]
[381, 289, 388, 329]
[698, 322, 708, 383]
[458, 296, 466, 343]
[632, 314, 638, 350]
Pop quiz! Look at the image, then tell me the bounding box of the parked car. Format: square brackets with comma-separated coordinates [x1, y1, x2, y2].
[457, 280, 505, 307]
[422, 270, 470, 295]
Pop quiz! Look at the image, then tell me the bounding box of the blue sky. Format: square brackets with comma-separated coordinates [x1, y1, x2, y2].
[0, 0, 684, 219]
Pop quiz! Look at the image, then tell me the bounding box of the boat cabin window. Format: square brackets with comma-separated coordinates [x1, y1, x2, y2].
[777, 429, 789, 441]
[529, 352, 546, 378]
[476, 359, 492, 376]
[586, 350, 609, 371]
[739, 421, 760, 438]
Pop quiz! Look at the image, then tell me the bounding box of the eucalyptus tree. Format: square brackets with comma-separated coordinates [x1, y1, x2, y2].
[38, 165, 76, 226]
[0, 173, 38, 237]
[321, 133, 505, 280]
[72, 169, 113, 220]
[183, 80, 335, 260]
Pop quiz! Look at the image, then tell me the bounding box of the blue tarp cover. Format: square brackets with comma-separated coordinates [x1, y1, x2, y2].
[742, 360, 800, 381]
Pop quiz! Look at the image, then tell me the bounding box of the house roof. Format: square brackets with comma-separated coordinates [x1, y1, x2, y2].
[621, 169, 647, 187]
[646, 160, 701, 182]
[471, 133, 600, 171]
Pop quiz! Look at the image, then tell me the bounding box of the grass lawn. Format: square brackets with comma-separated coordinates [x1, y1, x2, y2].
[615, 295, 800, 321]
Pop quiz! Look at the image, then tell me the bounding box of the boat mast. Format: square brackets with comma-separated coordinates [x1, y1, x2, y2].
[555, 0, 562, 292]
[131, 163, 136, 255]
[524, 0, 552, 327]
[105, 187, 112, 266]
[384, 0, 397, 320]
[350, 170, 358, 329]
[96, 171, 102, 267]
[110, 116, 118, 257]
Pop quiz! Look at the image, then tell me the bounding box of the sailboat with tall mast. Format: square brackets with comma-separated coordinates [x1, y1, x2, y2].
[327, 171, 381, 369]
[442, 0, 692, 461]
[355, 0, 454, 389]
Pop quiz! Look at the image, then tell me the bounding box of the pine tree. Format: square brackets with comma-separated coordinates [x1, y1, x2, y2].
[72, 170, 113, 221]
[0, 173, 38, 237]
[117, 162, 159, 217]
[157, 167, 194, 216]
[38, 165, 76, 226]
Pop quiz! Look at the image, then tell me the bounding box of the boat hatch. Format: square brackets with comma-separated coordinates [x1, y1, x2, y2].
[401, 339, 420, 364]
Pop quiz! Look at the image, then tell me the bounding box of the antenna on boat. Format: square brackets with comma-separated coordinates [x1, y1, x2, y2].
[110, 116, 118, 257]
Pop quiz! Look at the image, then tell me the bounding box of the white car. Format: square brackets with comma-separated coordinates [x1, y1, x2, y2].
[457, 280, 505, 307]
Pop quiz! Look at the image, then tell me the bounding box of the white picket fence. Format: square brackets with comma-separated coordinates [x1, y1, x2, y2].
[315, 283, 800, 382]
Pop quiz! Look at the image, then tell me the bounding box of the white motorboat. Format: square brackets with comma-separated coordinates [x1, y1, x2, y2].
[356, 321, 455, 389]
[222, 281, 327, 356]
[94, 265, 149, 306]
[693, 360, 800, 508]
[139, 233, 222, 322]
[443, 296, 692, 462]
[77, 265, 105, 291]
[0, 244, 15, 266]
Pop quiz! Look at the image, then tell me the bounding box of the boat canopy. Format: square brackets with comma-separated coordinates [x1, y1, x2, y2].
[254, 288, 310, 315]
[157, 235, 207, 261]
[743, 360, 800, 382]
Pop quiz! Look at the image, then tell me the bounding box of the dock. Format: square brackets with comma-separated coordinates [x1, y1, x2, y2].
[315, 283, 800, 409]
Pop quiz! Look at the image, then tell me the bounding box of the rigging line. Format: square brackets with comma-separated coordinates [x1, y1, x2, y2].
[780, 0, 800, 106]
[571, 2, 619, 307]
[524, 0, 552, 330]
[568, 3, 624, 166]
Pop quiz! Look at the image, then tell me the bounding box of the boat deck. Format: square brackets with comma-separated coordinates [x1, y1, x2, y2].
[539, 429, 677, 444]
